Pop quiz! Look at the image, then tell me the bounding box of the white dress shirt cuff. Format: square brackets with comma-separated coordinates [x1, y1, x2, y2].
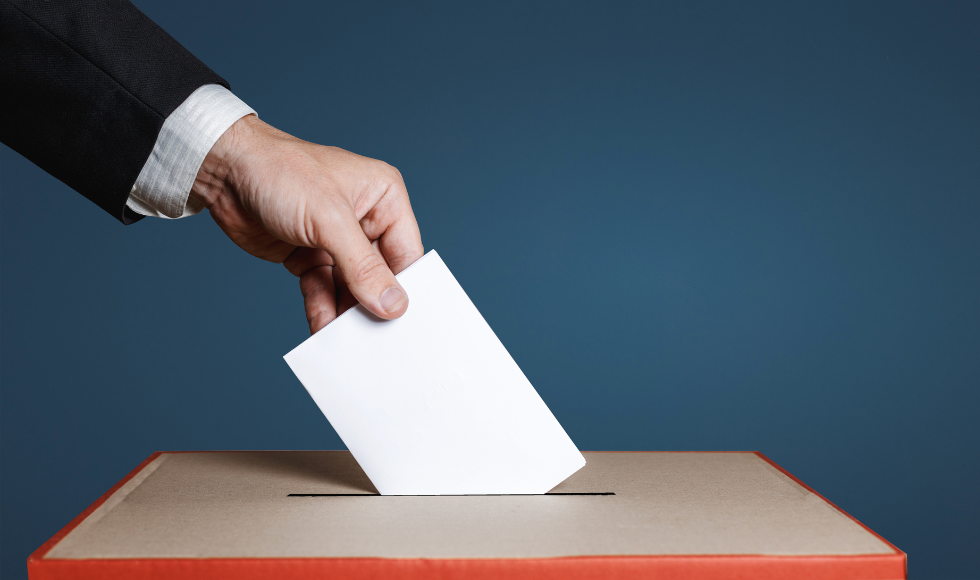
[126, 84, 255, 219]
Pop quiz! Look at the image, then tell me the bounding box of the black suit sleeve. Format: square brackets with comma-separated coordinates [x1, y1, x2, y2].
[0, 0, 228, 224]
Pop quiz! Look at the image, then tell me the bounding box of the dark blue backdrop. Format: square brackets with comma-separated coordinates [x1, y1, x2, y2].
[2, 1, 978, 578]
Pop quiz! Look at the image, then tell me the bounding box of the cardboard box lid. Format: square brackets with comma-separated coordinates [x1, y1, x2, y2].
[30, 451, 905, 579]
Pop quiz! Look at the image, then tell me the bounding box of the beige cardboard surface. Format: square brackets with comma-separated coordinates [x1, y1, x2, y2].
[47, 451, 893, 559]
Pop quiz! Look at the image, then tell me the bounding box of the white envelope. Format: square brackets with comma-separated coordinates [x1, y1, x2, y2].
[284, 250, 585, 495]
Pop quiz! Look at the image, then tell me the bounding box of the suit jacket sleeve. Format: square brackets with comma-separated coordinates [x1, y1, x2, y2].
[0, 0, 228, 224]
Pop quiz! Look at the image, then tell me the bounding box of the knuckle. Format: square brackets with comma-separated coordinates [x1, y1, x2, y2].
[380, 161, 404, 183]
[350, 253, 388, 285]
[386, 246, 418, 270]
[285, 248, 334, 278]
[299, 278, 329, 300]
[283, 248, 308, 277]
[307, 310, 336, 334]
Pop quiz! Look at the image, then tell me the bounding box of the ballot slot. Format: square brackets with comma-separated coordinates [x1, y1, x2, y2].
[287, 492, 616, 497]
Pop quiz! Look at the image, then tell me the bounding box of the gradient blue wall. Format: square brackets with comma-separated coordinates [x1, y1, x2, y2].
[2, 1, 978, 578]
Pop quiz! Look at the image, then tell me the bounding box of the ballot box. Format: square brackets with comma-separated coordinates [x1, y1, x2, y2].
[28, 451, 905, 579]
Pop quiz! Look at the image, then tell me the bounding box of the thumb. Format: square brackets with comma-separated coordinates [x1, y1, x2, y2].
[327, 216, 409, 320]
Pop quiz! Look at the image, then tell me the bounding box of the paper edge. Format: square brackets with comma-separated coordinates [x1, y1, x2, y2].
[281, 248, 586, 495]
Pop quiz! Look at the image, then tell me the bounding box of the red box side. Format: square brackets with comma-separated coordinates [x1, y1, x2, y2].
[27, 451, 908, 580]
[27, 553, 907, 580]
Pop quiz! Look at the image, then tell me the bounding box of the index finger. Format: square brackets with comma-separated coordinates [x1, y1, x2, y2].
[361, 179, 424, 274]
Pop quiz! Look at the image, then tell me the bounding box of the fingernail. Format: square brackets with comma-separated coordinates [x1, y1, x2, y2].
[380, 286, 407, 314]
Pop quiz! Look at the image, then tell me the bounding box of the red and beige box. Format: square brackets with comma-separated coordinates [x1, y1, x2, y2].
[28, 451, 906, 579]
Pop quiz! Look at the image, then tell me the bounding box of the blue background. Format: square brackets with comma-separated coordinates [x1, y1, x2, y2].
[2, 1, 978, 577]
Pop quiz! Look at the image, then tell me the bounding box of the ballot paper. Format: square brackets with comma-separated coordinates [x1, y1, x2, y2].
[284, 250, 585, 495]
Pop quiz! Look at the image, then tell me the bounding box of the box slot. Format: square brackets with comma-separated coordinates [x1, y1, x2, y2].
[287, 492, 616, 497]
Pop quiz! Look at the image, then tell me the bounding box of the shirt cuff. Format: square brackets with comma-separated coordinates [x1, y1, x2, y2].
[126, 85, 255, 219]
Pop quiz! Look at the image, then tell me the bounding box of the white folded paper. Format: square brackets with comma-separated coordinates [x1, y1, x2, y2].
[284, 250, 585, 495]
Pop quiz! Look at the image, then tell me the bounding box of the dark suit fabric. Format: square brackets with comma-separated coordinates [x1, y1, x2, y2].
[1, 0, 227, 223]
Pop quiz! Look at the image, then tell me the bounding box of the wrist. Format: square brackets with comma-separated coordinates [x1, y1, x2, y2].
[190, 114, 259, 207]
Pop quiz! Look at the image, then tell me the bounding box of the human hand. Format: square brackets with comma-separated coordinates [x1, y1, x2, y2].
[190, 115, 424, 334]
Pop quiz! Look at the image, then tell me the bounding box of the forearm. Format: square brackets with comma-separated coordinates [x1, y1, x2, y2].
[0, 0, 227, 223]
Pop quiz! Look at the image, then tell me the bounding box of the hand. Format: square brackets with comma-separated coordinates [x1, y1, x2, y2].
[190, 115, 424, 334]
